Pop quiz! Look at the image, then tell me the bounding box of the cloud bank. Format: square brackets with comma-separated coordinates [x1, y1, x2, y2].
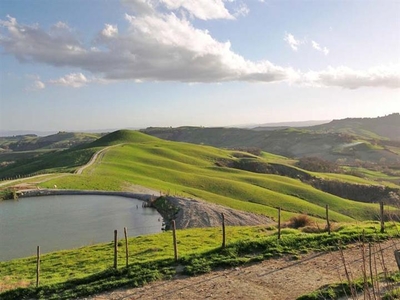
[0, 0, 399, 90]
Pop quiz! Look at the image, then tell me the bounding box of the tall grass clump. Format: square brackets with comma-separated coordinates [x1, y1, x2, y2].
[285, 214, 314, 228]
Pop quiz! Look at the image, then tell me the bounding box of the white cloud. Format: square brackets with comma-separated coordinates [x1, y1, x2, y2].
[49, 73, 90, 88]
[284, 33, 301, 51]
[233, 3, 250, 18]
[311, 40, 329, 55]
[25, 80, 45, 91]
[101, 24, 118, 37]
[300, 65, 400, 89]
[123, 0, 235, 20]
[159, 0, 234, 20]
[52, 21, 70, 30]
[24, 74, 46, 90]
[0, 14, 399, 89]
[33, 80, 46, 89]
[121, 0, 156, 15]
[0, 14, 295, 84]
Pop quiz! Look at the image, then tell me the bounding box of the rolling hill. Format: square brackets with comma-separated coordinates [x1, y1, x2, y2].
[0, 132, 103, 168]
[141, 114, 400, 168]
[1, 130, 399, 223]
[308, 113, 400, 141]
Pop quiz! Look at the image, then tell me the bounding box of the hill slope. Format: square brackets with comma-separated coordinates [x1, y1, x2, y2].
[141, 114, 400, 166]
[4, 129, 396, 222]
[309, 113, 400, 141]
[0, 132, 102, 168]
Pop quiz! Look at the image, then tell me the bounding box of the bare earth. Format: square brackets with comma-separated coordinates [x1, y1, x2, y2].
[85, 239, 400, 300]
[162, 196, 275, 228]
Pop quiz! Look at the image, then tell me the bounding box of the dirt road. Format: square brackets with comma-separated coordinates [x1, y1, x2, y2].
[85, 239, 400, 300]
[75, 145, 120, 175]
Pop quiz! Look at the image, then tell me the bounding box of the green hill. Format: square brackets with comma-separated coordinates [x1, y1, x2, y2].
[309, 113, 400, 141]
[3, 129, 397, 223]
[90, 129, 159, 146]
[0, 132, 102, 168]
[141, 114, 400, 171]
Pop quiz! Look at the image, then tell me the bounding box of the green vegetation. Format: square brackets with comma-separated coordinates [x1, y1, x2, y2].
[0, 147, 99, 179]
[1, 130, 398, 222]
[1, 127, 400, 299]
[141, 114, 400, 170]
[0, 132, 102, 171]
[0, 188, 18, 200]
[33, 138, 383, 221]
[0, 223, 398, 299]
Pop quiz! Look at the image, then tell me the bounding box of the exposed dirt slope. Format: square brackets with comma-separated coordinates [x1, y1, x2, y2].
[154, 196, 275, 229]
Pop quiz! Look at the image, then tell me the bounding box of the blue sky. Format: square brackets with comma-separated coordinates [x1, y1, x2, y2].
[0, 0, 399, 132]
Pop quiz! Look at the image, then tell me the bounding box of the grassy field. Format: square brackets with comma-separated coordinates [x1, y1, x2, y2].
[1, 222, 398, 299]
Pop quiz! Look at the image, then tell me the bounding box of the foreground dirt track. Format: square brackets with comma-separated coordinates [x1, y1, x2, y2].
[85, 239, 399, 300]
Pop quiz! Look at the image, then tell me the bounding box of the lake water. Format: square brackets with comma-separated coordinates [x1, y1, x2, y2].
[0, 195, 162, 261]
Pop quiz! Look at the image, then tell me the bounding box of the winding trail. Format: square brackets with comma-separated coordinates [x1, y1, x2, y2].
[75, 144, 121, 175]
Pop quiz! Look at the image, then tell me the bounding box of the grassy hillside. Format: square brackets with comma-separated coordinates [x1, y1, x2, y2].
[0, 132, 102, 169]
[141, 115, 400, 178]
[1, 223, 397, 299]
[141, 127, 400, 167]
[309, 113, 400, 141]
[3, 130, 396, 222]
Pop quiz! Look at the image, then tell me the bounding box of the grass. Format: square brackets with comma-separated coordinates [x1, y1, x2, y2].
[1, 129, 399, 298]
[1, 130, 397, 223]
[0, 147, 99, 179]
[27, 133, 392, 222]
[1, 222, 398, 299]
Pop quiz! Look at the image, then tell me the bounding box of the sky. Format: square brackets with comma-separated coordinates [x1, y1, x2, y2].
[0, 0, 399, 132]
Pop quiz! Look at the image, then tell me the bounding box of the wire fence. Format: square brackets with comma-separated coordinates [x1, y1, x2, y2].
[83, 232, 400, 300]
[1, 185, 399, 299]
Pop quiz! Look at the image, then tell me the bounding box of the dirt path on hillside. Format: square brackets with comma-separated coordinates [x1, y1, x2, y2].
[75, 145, 120, 175]
[84, 239, 400, 300]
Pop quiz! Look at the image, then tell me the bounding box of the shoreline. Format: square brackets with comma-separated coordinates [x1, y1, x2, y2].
[14, 189, 274, 230]
[16, 188, 157, 202]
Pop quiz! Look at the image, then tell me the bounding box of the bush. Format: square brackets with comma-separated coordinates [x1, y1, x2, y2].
[286, 215, 313, 228]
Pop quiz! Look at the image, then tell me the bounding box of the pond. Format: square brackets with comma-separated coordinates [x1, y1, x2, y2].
[0, 195, 162, 261]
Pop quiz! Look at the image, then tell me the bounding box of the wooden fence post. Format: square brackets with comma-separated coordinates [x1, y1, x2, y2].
[172, 220, 178, 262]
[221, 213, 226, 249]
[124, 227, 129, 268]
[36, 246, 40, 288]
[369, 243, 376, 297]
[278, 207, 281, 240]
[114, 230, 118, 269]
[380, 202, 385, 233]
[394, 250, 400, 271]
[326, 204, 331, 235]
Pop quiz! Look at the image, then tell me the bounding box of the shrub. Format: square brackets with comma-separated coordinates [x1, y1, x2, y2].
[286, 214, 313, 229]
